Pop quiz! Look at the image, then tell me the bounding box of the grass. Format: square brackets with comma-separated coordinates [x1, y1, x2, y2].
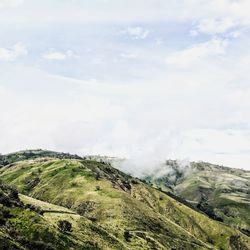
[1, 157, 250, 249]
[147, 161, 250, 232]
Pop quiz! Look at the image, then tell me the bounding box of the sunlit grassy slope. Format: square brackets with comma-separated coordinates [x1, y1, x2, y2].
[0, 151, 249, 249]
[0, 182, 129, 250]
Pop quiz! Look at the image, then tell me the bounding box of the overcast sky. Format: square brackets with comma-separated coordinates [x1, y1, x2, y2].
[1, 0, 250, 170]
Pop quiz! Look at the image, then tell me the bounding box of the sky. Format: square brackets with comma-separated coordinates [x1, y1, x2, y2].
[1, 0, 250, 170]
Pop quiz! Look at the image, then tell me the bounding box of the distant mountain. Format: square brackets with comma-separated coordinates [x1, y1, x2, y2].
[0, 150, 249, 249]
[143, 160, 250, 234]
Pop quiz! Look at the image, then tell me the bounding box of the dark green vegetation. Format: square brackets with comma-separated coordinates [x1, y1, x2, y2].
[0, 150, 249, 249]
[144, 160, 250, 234]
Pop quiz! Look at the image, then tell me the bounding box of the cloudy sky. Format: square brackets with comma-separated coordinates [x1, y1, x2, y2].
[1, 0, 250, 170]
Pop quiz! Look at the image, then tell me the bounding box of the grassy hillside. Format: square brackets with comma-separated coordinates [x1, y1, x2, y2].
[0, 181, 128, 250]
[144, 160, 250, 233]
[0, 152, 249, 249]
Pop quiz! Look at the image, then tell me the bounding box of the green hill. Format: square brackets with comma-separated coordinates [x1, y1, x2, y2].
[0, 181, 128, 249]
[143, 160, 250, 233]
[0, 150, 249, 249]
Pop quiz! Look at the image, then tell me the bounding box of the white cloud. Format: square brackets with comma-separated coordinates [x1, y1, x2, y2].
[0, 0, 23, 8]
[188, 1, 250, 36]
[120, 53, 137, 59]
[165, 38, 228, 67]
[1, 51, 250, 171]
[196, 18, 236, 34]
[1, 0, 250, 172]
[0, 43, 27, 61]
[230, 30, 241, 38]
[42, 50, 76, 60]
[175, 128, 250, 170]
[0, 0, 250, 29]
[122, 27, 149, 39]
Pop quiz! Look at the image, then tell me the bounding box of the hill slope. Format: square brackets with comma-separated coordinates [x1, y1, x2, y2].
[0, 150, 249, 249]
[143, 160, 250, 233]
[0, 181, 130, 250]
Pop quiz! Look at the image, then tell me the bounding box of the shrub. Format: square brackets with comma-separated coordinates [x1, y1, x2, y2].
[124, 230, 132, 242]
[24, 177, 40, 193]
[71, 182, 78, 187]
[25, 204, 44, 215]
[9, 188, 19, 200]
[131, 179, 139, 184]
[58, 220, 72, 233]
[0, 193, 12, 206]
[76, 201, 96, 216]
[0, 208, 13, 225]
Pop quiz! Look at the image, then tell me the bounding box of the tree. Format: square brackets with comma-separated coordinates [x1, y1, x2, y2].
[58, 220, 72, 233]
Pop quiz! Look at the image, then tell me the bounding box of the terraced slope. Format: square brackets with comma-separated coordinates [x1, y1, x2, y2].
[0, 153, 249, 249]
[144, 160, 250, 233]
